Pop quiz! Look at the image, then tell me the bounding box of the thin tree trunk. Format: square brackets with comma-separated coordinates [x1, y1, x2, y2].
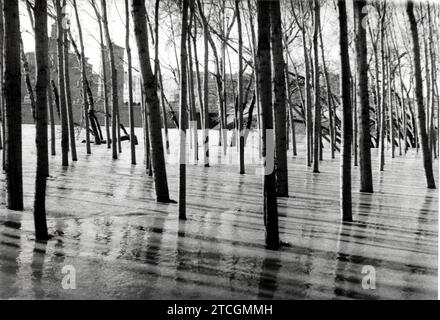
[92, 1, 111, 149]
[407, 1, 436, 189]
[33, 0, 49, 240]
[313, 0, 320, 173]
[201, 1, 210, 167]
[125, 0, 136, 165]
[247, 0, 261, 159]
[354, 0, 373, 193]
[73, 0, 93, 153]
[4, 0, 23, 210]
[270, 0, 288, 196]
[187, 5, 198, 162]
[63, 31, 78, 162]
[236, 0, 245, 175]
[352, 74, 358, 167]
[258, 0, 279, 249]
[55, 0, 69, 167]
[48, 79, 56, 156]
[338, 0, 353, 222]
[0, 0, 4, 164]
[101, 0, 118, 159]
[178, 0, 189, 219]
[133, 0, 171, 202]
[378, 4, 387, 172]
[319, 14, 335, 159]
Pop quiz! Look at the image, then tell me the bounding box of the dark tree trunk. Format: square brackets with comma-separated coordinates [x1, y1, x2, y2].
[201, 0, 210, 167]
[354, 0, 373, 193]
[63, 32, 78, 162]
[258, 0, 279, 249]
[55, 0, 69, 167]
[270, 0, 288, 196]
[313, 0, 321, 173]
[236, 0, 245, 175]
[125, 0, 136, 165]
[132, 0, 171, 202]
[407, 1, 436, 189]
[0, 0, 3, 163]
[4, 0, 23, 210]
[338, 0, 353, 221]
[101, 0, 118, 160]
[33, 0, 49, 240]
[178, 0, 189, 219]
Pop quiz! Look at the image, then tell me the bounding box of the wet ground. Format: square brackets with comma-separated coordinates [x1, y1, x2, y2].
[0, 125, 438, 300]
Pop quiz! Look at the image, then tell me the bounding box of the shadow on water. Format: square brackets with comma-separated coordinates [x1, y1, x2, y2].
[0, 216, 22, 299]
[31, 241, 48, 299]
[333, 222, 379, 300]
[257, 251, 281, 299]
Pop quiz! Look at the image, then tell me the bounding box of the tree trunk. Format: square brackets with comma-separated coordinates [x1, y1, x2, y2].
[132, 0, 171, 202]
[48, 79, 56, 156]
[270, 0, 288, 196]
[0, 0, 4, 164]
[338, 0, 353, 222]
[187, 6, 198, 163]
[354, 0, 373, 193]
[73, 0, 94, 153]
[247, 0, 261, 159]
[101, 0, 118, 160]
[313, 0, 320, 173]
[258, 0, 279, 249]
[55, 0, 69, 167]
[202, 2, 210, 167]
[125, 0, 136, 165]
[236, 0, 245, 174]
[407, 0, 436, 189]
[91, 0, 111, 149]
[319, 15, 335, 160]
[4, 0, 23, 210]
[378, 5, 386, 171]
[63, 31, 78, 162]
[178, 0, 189, 219]
[33, 0, 49, 240]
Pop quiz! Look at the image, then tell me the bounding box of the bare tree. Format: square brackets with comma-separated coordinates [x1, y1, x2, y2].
[4, 0, 23, 210]
[33, 0, 49, 240]
[354, 0, 373, 193]
[407, 0, 436, 189]
[63, 28, 78, 162]
[91, 0, 111, 149]
[270, 0, 288, 196]
[125, 0, 136, 165]
[132, 0, 171, 202]
[101, 0, 118, 159]
[55, 0, 69, 167]
[179, 0, 190, 219]
[73, 0, 92, 153]
[258, 0, 279, 249]
[338, 0, 353, 221]
[312, 0, 321, 173]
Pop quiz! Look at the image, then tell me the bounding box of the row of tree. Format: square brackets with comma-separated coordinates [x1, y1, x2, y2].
[0, 0, 437, 250]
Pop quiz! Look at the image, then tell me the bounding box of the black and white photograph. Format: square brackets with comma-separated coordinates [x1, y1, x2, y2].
[0, 0, 438, 305]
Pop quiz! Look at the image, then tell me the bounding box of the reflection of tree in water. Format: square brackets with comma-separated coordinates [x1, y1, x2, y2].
[333, 223, 379, 300]
[0, 218, 22, 299]
[31, 241, 47, 299]
[257, 251, 281, 299]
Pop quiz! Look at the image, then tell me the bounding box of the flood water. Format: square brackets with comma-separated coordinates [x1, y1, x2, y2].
[0, 125, 438, 299]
